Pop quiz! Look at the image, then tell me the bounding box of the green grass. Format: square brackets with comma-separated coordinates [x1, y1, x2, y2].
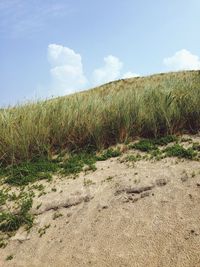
[0, 190, 8, 206]
[164, 144, 197, 159]
[62, 152, 96, 176]
[131, 135, 177, 152]
[1, 158, 58, 186]
[96, 148, 121, 160]
[0, 197, 33, 232]
[0, 71, 200, 167]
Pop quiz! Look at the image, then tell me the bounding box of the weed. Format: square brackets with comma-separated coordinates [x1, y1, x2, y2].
[164, 144, 197, 159]
[131, 135, 177, 152]
[51, 187, 57, 192]
[83, 178, 95, 186]
[124, 154, 142, 162]
[52, 212, 63, 220]
[192, 142, 200, 151]
[6, 255, 13, 261]
[62, 152, 96, 176]
[0, 197, 33, 232]
[31, 184, 45, 191]
[0, 190, 8, 206]
[0, 239, 7, 248]
[3, 158, 58, 186]
[131, 139, 157, 152]
[106, 176, 114, 181]
[38, 224, 50, 237]
[36, 203, 42, 210]
[96, 148, 121, 161]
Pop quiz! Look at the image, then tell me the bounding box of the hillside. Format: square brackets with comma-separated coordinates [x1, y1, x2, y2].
[0, 71, 200, 266]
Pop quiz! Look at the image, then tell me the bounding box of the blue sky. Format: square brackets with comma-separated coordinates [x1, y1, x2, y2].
[1, 0, 200, 106]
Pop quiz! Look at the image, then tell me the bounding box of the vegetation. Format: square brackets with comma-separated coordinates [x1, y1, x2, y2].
[6, 255, 13, 261]
[0, 158, 58, 186]
[0, 71, 200, 167]
[164, 144, 197, 159]
[96, 148, 121, 160]
[130, 135, 177, 152]
[0, 71, 200, 242]
[0, 196, 33, 232]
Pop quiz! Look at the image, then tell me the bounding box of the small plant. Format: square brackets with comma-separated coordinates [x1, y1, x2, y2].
[0, 190, 8, 206]
[62, 152, 96, 176]
[83, 178, 95, 186]
[52, 212, 63, 220]
[6, 254, 13, 261]
[131, 135, 177, 152]
[96, 148, 121, 161]
[131, 139, 157, 152]
[124, 154, 142, 162]
[152, 135, 178, 146]
[0, 196, 33, 232]
[4, 158, 58, 186]
[31, 184, 45, 191]
[38, 224, 50, 237]
[0, 239, 7, 248]
[164, 144, 197, 160]
[36, 203, 42, 210]
[192, 142, 200, 151]
[51, 187, 57, 192]
[106, 176, 114, 181]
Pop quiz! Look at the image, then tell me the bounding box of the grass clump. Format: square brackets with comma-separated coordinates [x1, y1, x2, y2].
[192, 142, 200, 151]
[62, 152, 96, 176]
[164, 144, 197, 159]
[38, 224, 50, 237]
[96, 148, 121, 161]
[0, 197, 33, 232]
[6, 255, 13, 261]
[131, 135, 177, 152]
[2, 158, 58, 186]
[131, 140, 157, 152]
[0, 190, 8, 206]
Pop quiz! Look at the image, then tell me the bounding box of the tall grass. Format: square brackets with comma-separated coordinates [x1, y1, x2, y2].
[0, 71, 200, 166]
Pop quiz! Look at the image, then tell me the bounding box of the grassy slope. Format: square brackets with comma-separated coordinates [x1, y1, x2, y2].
[0, 70, 200, 165]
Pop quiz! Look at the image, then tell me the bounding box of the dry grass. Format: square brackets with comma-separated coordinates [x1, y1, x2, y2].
[0, 70, 200, 166]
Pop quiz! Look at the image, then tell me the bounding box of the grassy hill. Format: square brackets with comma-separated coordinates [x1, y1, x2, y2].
[0, 70, 200, 166]
[1, 71, 200, 266]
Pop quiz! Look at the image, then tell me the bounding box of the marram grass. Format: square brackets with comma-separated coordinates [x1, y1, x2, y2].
[0, 70, 200, 166]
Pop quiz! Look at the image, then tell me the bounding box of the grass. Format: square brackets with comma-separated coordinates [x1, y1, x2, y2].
[0, 71, 199, 167]
[0, 189, 8, 206]
[164, 144, 197, 159]
[0, 158, 58, 186]
[61, 152, 96, 176]
[130, 135, 177, 152]
[0, 196, 33, 232]
[96, 148, 121, 160]
[6, 255, 13, 261]
[128, 136, 199, 161]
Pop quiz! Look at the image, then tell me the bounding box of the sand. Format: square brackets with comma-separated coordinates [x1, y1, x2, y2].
[1, 136, 200, 267]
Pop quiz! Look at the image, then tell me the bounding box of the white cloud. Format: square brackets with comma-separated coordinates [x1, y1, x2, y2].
[47, 44, 139, 96]
[163, 49, 200, 71]
[48, 44, 87, 96]
[122, 71, 140, 79]
[92, 55, 123, 86]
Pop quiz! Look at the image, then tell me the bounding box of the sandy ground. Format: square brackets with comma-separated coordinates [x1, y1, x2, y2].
[1, 137, 200, 267]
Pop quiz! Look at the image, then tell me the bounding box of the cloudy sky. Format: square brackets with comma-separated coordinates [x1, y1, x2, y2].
[1, 0, 200, 106]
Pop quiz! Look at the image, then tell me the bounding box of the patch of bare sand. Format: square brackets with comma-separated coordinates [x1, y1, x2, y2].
[1, 137, 200, 267]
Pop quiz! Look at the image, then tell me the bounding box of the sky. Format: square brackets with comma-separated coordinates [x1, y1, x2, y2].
[1, 0, 200, 107]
